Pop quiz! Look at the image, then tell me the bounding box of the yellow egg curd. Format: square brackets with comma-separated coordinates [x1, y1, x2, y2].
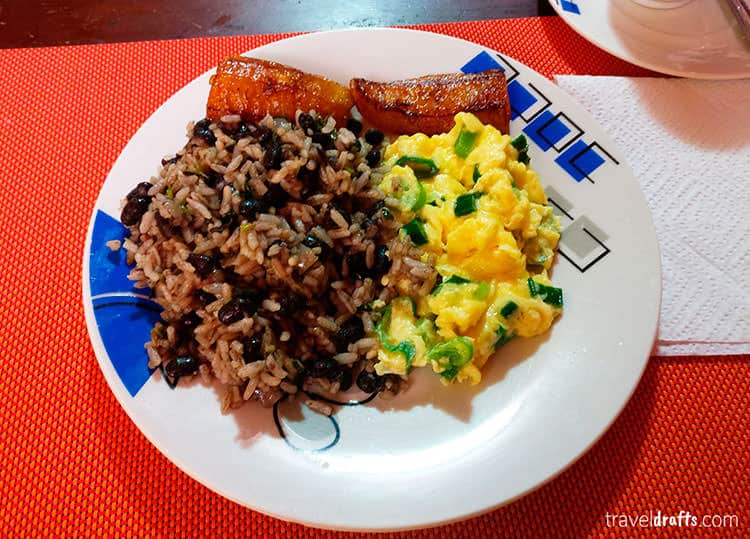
[374, 112, 563, 385]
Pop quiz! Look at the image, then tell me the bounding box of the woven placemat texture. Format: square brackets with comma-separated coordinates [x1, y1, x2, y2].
[0, 17, 746, 538]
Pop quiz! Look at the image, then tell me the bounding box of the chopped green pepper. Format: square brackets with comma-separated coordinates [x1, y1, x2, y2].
[454, 128, 479, 158]
[415, 318, 438, 348]
[427, 337, 474, 380]
[375, 304, 417, 373]
[392, 173, 427, 212]
[395, 156, 439, 179]
[500, 300, 518, 318]
[454, 192, 484, 217]
[402, 218, 428, 246]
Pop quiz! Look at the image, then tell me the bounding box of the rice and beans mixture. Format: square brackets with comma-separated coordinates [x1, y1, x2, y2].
[117, 112, 436, 414]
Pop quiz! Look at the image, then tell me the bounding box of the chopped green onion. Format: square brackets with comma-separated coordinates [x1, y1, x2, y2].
[431, 274, 470, 296]
[532, 254, 549, 266]
[511, 134, 530, 165]
[454, 128, 479, 158]
[528, 278, 564, 307]
[527, 277, 538, 297]
[454, 192, 484, 217]
[474, 282, 491, 300]
[395, 156, 439, 179]
[402, 218, 429, 246]
[427, 337, 474, 380]
[165, 187, 174, 200]
[511, 134, 528, 151]
[494, 325, 515, 350]
[500, 301, 518, 318]
[473, 164, 481, 183]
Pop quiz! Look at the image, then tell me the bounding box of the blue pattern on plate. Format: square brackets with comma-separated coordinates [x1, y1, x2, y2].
[460, 51, 612, 183]
[89, 210, 140, 297]
[555, 140, 605, 182]
[460, 50, 503, 73]
[90, 210, 160, 396]
[524, 110, 572, 151]
[560, 0, 581, 14]
[507, 79, 538, 120]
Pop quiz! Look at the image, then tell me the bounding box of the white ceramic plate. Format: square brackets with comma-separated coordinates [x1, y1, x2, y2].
[549, 0, 750, 79]
[82, 28, 660, 531]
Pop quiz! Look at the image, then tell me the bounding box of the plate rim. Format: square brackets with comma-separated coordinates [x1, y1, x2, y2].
[81, 26, 662, 531]
[549, 0, 750, 80]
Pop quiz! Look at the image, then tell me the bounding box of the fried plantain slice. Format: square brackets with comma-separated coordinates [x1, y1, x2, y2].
[350, 70, 510, 136]
[207, 56, 353, 124]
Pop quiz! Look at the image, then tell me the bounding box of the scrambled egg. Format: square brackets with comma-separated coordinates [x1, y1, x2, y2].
[375, 112, 562, 384]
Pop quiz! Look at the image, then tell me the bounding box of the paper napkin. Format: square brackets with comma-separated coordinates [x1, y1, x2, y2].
[555, 75, 750, 356]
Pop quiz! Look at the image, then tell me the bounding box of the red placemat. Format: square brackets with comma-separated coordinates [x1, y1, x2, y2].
[0, 17, 747, 538]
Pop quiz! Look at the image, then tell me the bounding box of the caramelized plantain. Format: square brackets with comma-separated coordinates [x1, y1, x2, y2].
[350, 70, 510, 136]
[207, 56, 353, 124]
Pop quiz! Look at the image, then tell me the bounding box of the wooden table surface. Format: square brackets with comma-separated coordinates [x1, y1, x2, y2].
[0, 0, 557, 48]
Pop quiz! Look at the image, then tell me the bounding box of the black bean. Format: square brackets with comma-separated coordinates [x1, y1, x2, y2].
[204, 168, 223, 188]
[277, 294, 304, 316]
[161, 156, 179, 166]
[193, 118, 216, 145]
[365, 148, 381, 168]
[297, 166, 319, 198]
[301, 234, 329, 259]
[364, 128, 384, 146]
[262, 140, 283, 170]
[308, 358, 338, 378]
[302, 234, 321, 249]
[234, 287, 262, 315]
[234, 123, 252, 139]
[372, 245, 391, 275]
[264, 184, 289, 209]
[255, 125, 273, 147]
[218, 300, 244, 324]
[312, 132, 334, 149]
[242, 335, 263, 364]
[346, 118, 363, 136]
[298, 113, 316, 133]
[236, 296, 260, 316]
[335, 316, 365, 352]
[330, 366, 353, 391]
[369, 199, 385, 216]
[239, 198, 266, 220]
[179, 311, 202, 332]
[165, 356, 200, 379]
[120, 196, 151, 226]
[153, 213, 173, 238]
[350, 139, 362, 153]
[346, 252, 368, 279]
[194, 289, 217, 305]
[186, 253, 215, 278]
[127, 182, 152, 200]
[220, 211, 238, 231]
[356, 370, 384, 393]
